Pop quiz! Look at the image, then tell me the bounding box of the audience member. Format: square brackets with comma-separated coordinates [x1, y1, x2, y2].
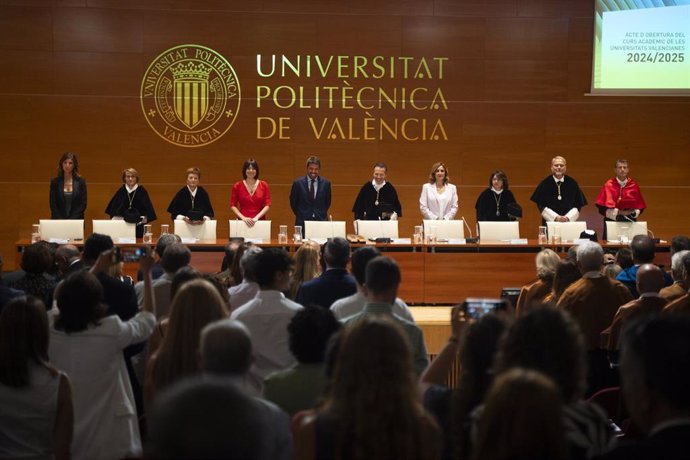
[49, 252, 156, 459]
[294, 317, 441, 460]
[214, 240, 238, 288]
[516, 248, 561, 316]
[614, 247, 634, 270]
[229, 241, 256, 287]
[228, 245, 262, 311]
[146, 377, 280, 460]
[595, 314, 690, 460]
[296, 237, 357, 309]
[331, 246, 415, 321]
[670, 234, 690, 255]
[0, 296, 73, 460]
[169, 265, 201, 299]
[471, 368, 568, 460]
[81, 233, 138, 320]
[602, 264, 667, 354]
[664, 252, 690, 313]
[0, 255, 23, 313]
[550, 259, 582, 303]
[660, 249, 688, 302]
[603, 262, 623, 280]
[136, 233, 180, 282]
[54, 244, 83, 278]
[420, 305, 509, 460]
[341, 256, 429, 374]
[230, 248, 304, 389]
[557, 241, 632, 394]
[288, 240, 322, 300]
[199, 320, 293, 459]
[135, 242, 191, 318]
[616, 235, 672, 297]
[264, 305, 342, 415]
[145, 279, 227, 408]
[8, 241, 56, 309]
[494, 308, 616, 460]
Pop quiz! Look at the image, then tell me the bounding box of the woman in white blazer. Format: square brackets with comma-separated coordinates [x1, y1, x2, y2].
[49, 251, 156, 460]
[419, 162, 459, 220]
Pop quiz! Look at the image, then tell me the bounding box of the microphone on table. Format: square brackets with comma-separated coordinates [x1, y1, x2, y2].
[461, 216, 479, 243]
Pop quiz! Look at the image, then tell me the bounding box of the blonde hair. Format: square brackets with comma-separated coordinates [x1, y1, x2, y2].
[289, 240, 322, 299]
[149, 279, 227, 395]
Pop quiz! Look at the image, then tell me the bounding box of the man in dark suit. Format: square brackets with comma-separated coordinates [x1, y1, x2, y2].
[289, 156, 332, 232]
[595, 314, 690, 460]
[296, 237, 356, 309]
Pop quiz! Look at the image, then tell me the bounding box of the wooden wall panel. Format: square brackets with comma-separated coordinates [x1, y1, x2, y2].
[1, 1, 689, 270]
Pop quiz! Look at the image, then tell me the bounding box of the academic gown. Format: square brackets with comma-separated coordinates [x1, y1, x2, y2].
[166, 186, 215, 221]
[530, 175, 587, 224]
[105, 185, 157, 237]
[595, 177, 646, 239]
[352, 182, 402, 220]
[475, 188, 519, 222]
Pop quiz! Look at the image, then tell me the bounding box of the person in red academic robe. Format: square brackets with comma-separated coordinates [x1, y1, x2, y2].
[595, 159, 646, 240]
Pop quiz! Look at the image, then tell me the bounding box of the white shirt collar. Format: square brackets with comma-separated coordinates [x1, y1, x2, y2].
[372, 180, 386, 191]
[491, 187, 503, 194]
[617, 177, 628, 187]
[125, 184, 138, 193]
[552, 175, 565, 183]
[187, 186, 197, 197]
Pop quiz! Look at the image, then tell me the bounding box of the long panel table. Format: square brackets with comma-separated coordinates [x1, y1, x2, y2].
[17, 239, 671, 304]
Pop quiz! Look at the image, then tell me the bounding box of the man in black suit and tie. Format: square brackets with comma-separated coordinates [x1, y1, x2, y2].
[595, 314, 690, 460]
[289, 156, 332, 232]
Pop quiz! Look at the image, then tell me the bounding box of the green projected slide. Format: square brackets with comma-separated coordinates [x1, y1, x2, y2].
[592, 1, 690, 95]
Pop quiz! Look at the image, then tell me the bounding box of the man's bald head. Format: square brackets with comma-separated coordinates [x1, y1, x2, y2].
[636, 263, 665, 295]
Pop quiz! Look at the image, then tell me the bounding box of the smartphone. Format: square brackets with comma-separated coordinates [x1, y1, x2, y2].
[462, 298, 505, 320]
[120, 247, 145, 263]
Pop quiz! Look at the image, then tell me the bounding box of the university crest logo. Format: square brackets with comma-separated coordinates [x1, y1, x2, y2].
[140, 44, 240, 148]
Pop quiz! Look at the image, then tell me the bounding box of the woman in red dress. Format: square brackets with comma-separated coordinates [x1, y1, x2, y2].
[230, 159, 271, 228]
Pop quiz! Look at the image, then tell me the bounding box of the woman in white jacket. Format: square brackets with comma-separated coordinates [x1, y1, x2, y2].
[419, 162, 459, 220]
[49, 249, 156, 460]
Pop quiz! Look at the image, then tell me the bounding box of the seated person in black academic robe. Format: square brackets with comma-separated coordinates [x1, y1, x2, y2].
[352, 163, 402, 221]
[166, 167, 215, 224]
[530, 156, 587, 225]
[105, 168, 157, 238]
[475, 169, 521, 222]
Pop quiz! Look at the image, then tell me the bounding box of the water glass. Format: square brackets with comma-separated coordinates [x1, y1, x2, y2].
[413, 225, 423, 244]
[160, 224, 169, 235]
[278, 225, 288, 244]
[426, 226, 437, 244]
[538, 226, 547, 244]
[293, 225, 302, 243]
[31, 224, 41, 243]
[142, 224, 153, 244]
